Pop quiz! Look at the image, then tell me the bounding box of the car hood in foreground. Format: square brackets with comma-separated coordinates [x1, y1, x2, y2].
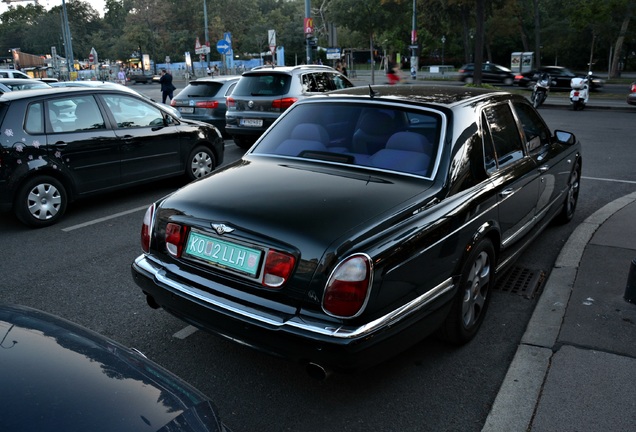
[0, 304, 228, 432]
[158, 157, 434, 260]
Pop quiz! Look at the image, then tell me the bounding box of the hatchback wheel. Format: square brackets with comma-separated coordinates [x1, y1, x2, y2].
[186, 146, 216, 180]
[438, 239, 495, 344]
[15, 176, 67, 228]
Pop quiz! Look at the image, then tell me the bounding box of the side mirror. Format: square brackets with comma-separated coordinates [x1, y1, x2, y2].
[554, 130, 576, 145]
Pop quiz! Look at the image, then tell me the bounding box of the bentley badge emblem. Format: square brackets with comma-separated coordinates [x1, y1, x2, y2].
[211, 223, 234, 235]
[248, 100, 254, 109]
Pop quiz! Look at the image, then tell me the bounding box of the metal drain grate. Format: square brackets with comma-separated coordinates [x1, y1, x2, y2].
[494, 266, 545, 299]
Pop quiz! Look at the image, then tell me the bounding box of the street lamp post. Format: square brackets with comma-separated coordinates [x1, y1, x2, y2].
[61, 0, 74, 76]
[441, 35, 446, 65]
[203, 0, 210, 65]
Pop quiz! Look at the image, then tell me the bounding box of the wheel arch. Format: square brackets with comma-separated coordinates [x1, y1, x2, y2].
[12, 165, 77, 207]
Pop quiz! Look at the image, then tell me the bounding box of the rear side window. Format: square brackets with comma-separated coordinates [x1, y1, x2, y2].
[25, 102, 44, 134]
[232, 74, 291, 97]
[482, 104, 524, 171]
[179, 82, 223, 98]
[302, 73, 333, 92]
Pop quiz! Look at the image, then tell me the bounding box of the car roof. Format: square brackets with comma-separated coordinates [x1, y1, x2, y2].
[0, 78, 50, 84]
[245, 64, 338, 75]
[0, 86, 135, 102]
[191, 75, 241, 83]
[324, 84, 510, 107]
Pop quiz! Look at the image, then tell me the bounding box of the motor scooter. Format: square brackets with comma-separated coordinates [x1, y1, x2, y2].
[531, 72, 551, 108]
[569, 71, 593, 110]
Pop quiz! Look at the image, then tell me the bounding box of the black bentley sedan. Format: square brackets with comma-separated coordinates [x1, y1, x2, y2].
[0, 304, 230, 432]
[132, 85, 582, 377]
[0, 87, 224, 227]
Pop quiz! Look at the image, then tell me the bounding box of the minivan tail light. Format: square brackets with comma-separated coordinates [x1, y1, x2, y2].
[226, 97, 236, 109]
[165, 223, 187, 257]
[195, 100, 219, 109]
[271, 97, 297, 110]
[262, 250, 296, 288]
[141, 204, 155, 253]
[323, 254, 372, 318]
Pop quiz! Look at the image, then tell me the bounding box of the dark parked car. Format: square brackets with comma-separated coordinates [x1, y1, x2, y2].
[171, 75, 240, 134]
[457, 62, 515, 85]
[514, 66, 605, 90]
[132, 85, 582, 377]
[0, 87, 224, 227]
[225, 64, 354, 149]
[627, 82, 636, 105]
[0, 78, 51, 94]
[0, 304, 231, 432]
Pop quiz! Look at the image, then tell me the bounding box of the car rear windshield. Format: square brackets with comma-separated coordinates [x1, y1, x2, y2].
[252, 102, 443, 179]
[232, 74, 291, 97]
[179, 82, 224, 98]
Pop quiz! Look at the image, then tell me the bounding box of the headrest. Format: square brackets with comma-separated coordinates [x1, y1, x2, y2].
[386, 132, 431, 153]
[291, 123, 329, 143]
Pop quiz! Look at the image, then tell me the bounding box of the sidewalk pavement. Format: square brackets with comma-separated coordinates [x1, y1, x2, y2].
[482, 191, 636, 431]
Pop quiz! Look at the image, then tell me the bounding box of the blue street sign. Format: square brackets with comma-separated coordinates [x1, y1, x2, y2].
[217, 39, 231, 55]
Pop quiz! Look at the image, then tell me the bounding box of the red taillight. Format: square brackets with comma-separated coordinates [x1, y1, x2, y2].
[165, 223, 187, 257]
[170, 100, 176, 107]
[226, 97, 236, 109]
[141, 204, 155, 253]
[195, 100, 219, 109]
[573, 91, 580, 97]
[271, 97, 297, 110]
[630, 84, 636, 93]
[262, 250, 296, 288]
[514, 74, 523, 80]
[322, 254, 372, 318]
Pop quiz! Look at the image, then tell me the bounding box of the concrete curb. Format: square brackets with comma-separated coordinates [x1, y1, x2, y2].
[481, 191, 636, 432]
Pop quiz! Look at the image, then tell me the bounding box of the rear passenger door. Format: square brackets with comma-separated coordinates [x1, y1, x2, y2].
[45, 95, 120, 194]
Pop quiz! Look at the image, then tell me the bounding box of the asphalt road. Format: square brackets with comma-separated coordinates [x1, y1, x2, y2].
[1, 89, 635, 431]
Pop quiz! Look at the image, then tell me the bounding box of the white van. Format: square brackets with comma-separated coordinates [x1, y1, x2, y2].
[0, 69, 31, 79]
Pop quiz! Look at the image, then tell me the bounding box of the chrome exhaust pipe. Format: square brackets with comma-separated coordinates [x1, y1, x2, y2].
[306, 362, 332, 380]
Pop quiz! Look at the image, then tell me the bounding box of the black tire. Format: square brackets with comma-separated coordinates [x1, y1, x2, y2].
[438, 239, 495, 344]
[233, 136, 255, 150]
[14, 176, 67, 228]
[554, 160, 581, 224]
[186, 146, 216, 181]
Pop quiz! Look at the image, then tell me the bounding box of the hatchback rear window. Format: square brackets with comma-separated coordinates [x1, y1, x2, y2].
[232, 74, 291, 97]
[179, 82, 224, 98]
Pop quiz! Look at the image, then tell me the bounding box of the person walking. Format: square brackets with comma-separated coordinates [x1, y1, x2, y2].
[117, 69, 126, 85]
[159, 69, 176, 104]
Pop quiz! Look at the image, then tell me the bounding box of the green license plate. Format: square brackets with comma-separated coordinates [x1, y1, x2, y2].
[185, 230, 262, 277]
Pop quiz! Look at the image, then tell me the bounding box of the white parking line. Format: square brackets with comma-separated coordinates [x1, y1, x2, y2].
[583, 176, 636, 185]
[173, 325, 198, 339]
[62, 205, 149, 232]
